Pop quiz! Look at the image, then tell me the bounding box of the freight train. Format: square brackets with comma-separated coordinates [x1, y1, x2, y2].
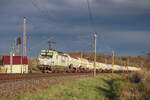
[37, 49, 141, 73]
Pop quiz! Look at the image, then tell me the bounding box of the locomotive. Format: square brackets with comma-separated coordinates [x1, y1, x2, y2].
[37, 49, 140, 73]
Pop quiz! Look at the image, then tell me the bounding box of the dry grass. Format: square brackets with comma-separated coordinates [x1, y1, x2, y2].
[111, 69, 150, 100]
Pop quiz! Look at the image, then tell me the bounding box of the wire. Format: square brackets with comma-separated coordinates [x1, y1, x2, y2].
[29, 37, 55, 51]
[31, 0, 55, 21]
[86, 0, 93, 26]
[86, 0, 97, 33]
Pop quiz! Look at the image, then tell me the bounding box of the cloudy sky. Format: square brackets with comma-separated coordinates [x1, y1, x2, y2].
[0, 0, 150, 57]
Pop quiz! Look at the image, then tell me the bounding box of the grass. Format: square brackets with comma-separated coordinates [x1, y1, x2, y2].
[2, 71, 149, 100]
[1, 74, 121, 100]
[111, 70, 150, 100]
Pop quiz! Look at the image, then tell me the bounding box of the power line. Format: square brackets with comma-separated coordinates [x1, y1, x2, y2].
[31, 0, 55, 21]
[86, 0, 96, 32]
[29, 37, 54, 51]
[86, 0, 93, 26]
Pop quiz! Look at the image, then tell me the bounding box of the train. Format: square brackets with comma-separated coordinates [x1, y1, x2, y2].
[37, 49, 141, 73]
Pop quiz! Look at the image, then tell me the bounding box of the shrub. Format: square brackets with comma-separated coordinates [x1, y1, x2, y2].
[129, 72, 142, 83]
[111, 80, 140, 100]
[111, 70, 150, 100]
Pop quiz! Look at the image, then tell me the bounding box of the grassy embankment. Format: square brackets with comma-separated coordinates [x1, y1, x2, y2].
[0, 74, 121, 100]
[0, 71, 150, 100]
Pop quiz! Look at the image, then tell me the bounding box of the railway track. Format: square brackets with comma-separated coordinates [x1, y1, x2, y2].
[0, 71, 129, 83]
[0, 73, 95, 81]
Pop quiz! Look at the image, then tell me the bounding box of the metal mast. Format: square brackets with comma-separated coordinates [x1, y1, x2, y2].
[23, 17, 26, 56]
[94, 33, 97, 77]
[112, 50, 114, 73]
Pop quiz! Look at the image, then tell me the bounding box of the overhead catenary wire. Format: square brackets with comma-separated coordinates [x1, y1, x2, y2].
[86, 0, 93, 27]
[86, 0, 96, 33]
[31, 0, 55, 21]
[24, 17, 46, 56]
[29, 37, 55, 51]
[86, 0, 114, 55]
[86, 0, 98, 51]
[74, 0, 95, 50]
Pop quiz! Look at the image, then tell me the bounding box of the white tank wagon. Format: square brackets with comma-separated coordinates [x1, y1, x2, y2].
[78, 58, 91, 72]
[88, 62, 94, 70]
[68, 57, 82, 72]
[37, 49, 141, 73]
[97, 63, 107, 71]
[68, 57, 80, 68]
[128, 66, 141, 71]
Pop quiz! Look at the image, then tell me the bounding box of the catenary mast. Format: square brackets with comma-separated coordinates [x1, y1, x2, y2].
[23, 17, 26, 56]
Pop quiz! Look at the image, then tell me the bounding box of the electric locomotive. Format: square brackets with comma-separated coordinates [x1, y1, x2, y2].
[38, 49, 70, 73]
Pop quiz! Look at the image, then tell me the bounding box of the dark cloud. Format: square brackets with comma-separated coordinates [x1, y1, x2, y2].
[0, 0, 150, 56]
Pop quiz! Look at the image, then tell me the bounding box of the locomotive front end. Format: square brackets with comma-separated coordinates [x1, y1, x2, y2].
[37, 49, 55, 73]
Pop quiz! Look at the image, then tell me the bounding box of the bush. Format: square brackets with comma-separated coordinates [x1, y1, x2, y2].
[112, 81, 139, 100]
[129, 72, 142, 83]
[111, 70, 150, 100]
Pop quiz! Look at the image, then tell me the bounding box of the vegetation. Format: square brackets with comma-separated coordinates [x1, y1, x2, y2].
[144, 53, 150, 69]
[110, 70, 150, 100]
[0, 70, 149, 100]
[1, 74, 121, 100]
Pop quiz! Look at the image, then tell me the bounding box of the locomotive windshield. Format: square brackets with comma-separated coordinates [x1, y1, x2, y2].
[40, 52, 53, 58]
[47, 52, 53, 58]
[40, 52, 46, 56]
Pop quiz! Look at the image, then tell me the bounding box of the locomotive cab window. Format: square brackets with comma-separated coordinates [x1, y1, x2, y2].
[40, 52, 47, 57]
[40, 52, 53, 58]
[47, 52, 53, 58]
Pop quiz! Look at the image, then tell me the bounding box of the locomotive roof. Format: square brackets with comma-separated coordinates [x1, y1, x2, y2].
[41, 49, 63, 53]
[40, 49, 68, 56]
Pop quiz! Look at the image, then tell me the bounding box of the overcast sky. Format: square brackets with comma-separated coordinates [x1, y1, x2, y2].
[0, 0, 150, 57]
